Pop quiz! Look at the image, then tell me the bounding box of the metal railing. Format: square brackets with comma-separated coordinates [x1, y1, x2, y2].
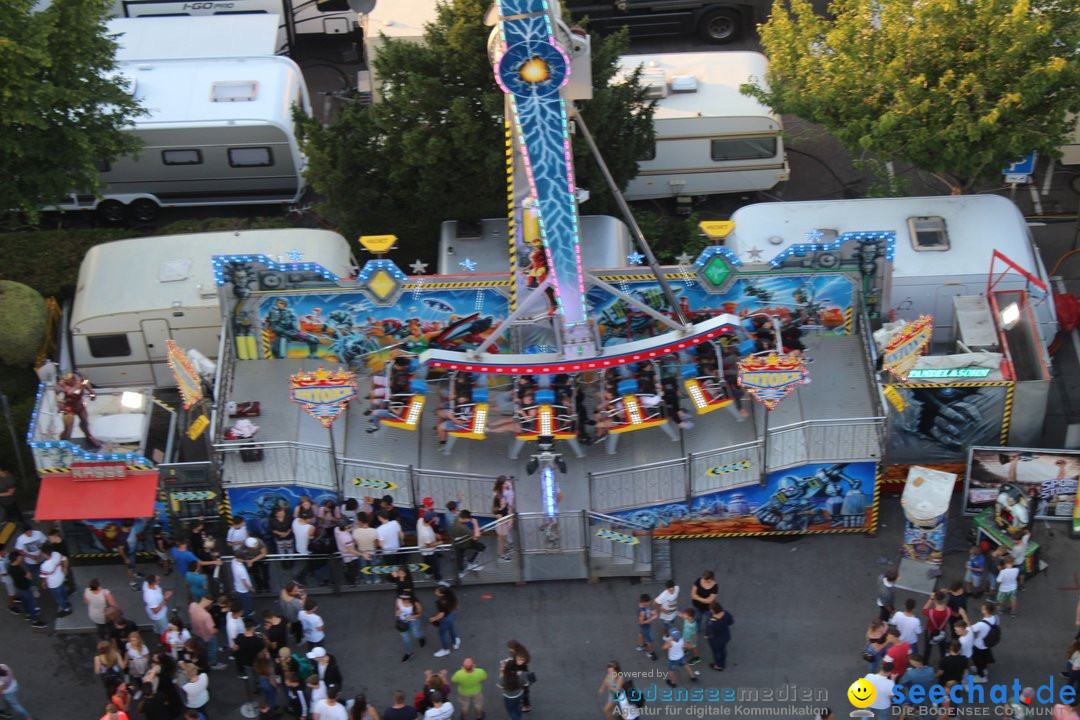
[338, 458, 414, 505]
[586, 511, 652, 579]
[689, 440, 762, 494]
[209, 316, 234, 444]
[414, 468, 501, 520]
[589, 457, 686, 514]
[215, 441, 337, 489]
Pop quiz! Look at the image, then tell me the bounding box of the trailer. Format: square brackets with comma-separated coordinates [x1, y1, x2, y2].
[52, 17, 312, 224]
[69, 229, 357, 388]
[725, 195, 1057, 349]
[109, 0, 360, 54]
[617, 51, 789, 203]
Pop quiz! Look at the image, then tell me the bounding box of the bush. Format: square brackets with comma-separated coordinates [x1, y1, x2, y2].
[0, 282, 48, 367]
[0, 227, 131, 299]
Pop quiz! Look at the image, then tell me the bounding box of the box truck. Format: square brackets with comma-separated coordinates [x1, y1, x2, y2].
[617, 52, 789, 203]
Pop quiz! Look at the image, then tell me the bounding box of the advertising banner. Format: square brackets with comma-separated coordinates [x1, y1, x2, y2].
[965, 446, 1080, 521]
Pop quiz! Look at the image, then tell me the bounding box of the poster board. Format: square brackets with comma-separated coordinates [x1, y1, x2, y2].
[964, 446, 1080, 521]
[885, 382, 1013, 464]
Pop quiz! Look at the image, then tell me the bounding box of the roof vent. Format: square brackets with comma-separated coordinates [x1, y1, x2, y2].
[159, 259, 192, 283]
[639, 65, 668, 99]
[669, 74, 699, 93]
[211, 80, 259, 102]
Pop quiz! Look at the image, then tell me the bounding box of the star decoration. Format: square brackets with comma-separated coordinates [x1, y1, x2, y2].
[459, 258, 478, 273]
[675, 253, 693, 266]
[286, 249, 304, 262]
[409, 260, 429, 274]
[745, 247, 764, 261]
[627, 252, 645, 266]
[805, 230, 824, 243]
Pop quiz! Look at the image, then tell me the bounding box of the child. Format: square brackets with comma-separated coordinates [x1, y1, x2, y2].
[636, 593, 659, 661]
[996, 556, 1021, 618]
[964, 546, 986, 597]
[680, 607, 701, 667]
[662, 629, 698, 689]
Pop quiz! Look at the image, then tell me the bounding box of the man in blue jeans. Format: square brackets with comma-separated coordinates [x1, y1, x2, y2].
[7, 554, 46, 629]
[0, 664, 33, 719]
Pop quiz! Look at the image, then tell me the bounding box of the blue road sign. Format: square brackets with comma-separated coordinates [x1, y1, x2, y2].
[1003, 152, 1037, 176]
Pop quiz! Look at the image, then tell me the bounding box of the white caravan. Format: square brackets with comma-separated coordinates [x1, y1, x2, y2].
[69, 229, 357, 388]
[617, 51, 789, 202]
[53, 17, 312, 224]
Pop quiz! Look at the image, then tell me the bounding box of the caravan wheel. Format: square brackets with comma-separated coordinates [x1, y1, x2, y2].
[96, 200, 126, 225]
[698, 8, 741, 44]
[129, 199, 160, 224]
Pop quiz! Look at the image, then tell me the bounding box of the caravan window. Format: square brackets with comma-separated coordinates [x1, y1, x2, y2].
[87, 334, 132, 358]
[710, 137, 776, 161]
[316, 0, 352, 9]
[228, 147, 274, 167]
[907, 216, 949, 251]
[638, 144, 656, 162]
[162, 150, 203, 166]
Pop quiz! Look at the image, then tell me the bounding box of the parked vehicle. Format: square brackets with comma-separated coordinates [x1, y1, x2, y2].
[564, 0, 772, 44]
[50, 17, 312, 224]
[618, 51, 788, 203]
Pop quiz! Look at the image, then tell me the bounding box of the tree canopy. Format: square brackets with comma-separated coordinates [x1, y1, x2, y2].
[298, 0, 654, 255]
[0, 0, 145, 220]
[745, 0, 1080, 193]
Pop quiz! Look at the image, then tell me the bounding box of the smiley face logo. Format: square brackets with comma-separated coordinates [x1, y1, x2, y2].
[847, 679, 876, 708]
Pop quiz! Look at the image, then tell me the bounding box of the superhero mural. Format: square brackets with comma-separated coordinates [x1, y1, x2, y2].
[69, 518, 151, 557]
[605, 462, 876, 537]
[886, 384, 1012, 464]
[587, 274, 854, 346]
[251, 288, 510, 371]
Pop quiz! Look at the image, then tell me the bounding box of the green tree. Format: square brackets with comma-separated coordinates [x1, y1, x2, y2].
[298, 0, 654, 256]
[0, 0, 144, 220]
[745, 0, 1080, 194]
[0, 281, 47, 366]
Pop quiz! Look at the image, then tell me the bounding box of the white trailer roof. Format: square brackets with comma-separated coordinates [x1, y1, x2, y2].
[616, 51, 776, 121]
[71, 230, 355, 327]
[727, 195, 1039, 280]
[363, 0, 439, 40]
[117, 54, 307, 128]
[108, 16, 280, 61]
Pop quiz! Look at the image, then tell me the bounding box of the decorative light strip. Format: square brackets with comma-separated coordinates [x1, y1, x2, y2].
[473, 405, 489, 434]
[538, 405, 554, 436]
[211, 254, 341, 286]
[356, 259, 408, 283]
[404, 396, 425, 426]
[26, 383, 153, 465]
[624, 396, 643, 425]
[766, 231, 896, 268]
[693, 246, 743, 269]
[541, 465, 557, 517]
[685, 379, 708, 410]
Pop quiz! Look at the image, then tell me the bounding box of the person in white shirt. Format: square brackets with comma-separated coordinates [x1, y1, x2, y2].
[1010, 529, 1031, 566]
[423, 690, 455, 720]
[180, 661, 210, 714]
[417, 512, 444, 584]
[299, 597, 326, 650]
[970, 603, 1000, 682]
[654, 580, 680, 633]
[226, 516, 249, 552]
[292, 514, 314, 556]
[231, 557, 254, 617]
[889, 598, 923, 646]
[864, 666, 895, 720]
[662, 628, 697, 688]
[313, 689, 349, 720]
[955, 621, 974, 659]
[225, 604, 246, 650]
[351, 514, 379, 584]
[375, 510, 403, 565]
[142, 574, 173, 635]
[14, 526, 47, 581]
[333, 522, 361, 587]
[996, 556, 1021, 617]
[39, 544, 72, 616]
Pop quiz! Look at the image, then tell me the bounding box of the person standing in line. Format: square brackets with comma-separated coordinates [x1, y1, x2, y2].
[106, 608, 138, 655]
[505, 641, 532, 713]
[83, 578, 118, 639]
[269, 506, 295, 569]
[970, 602, 1000, 683]
[142, 574, 173, 635]
[126, 631, 151, 688]
[226, 517, 249, 553]
[964, 546, 986, 597]
[305, 647, 342, 697]
[921, 590, 953, 666]
[636, 593, 659, 661]
[876, 568, 898, 622]
[263, 609, 288, 654]
[180, 662, 210, 719]
[430, 585, 459, 658]
[954, 620, 974, 665]
[13, 525, 47, 584]
[242, 535, 270, 594]
[498, 657, 527, 720]
[416, 512, 443, 585]
[661, 629, 697, 688]
[0, 664, 33, 720]
[690, 571, 718, 625]
[351, 514, 379, 585]
[233, 618, 267, 691]
[450, 511, 483, 578]
[231, 556, 255, 618]
[282, 673, 309, 720]
[883, 626, 911, 680]
[299, 597, 326, 651]
[395, 593, 425, 663]
[189, 595, 227, 670]
[164, 618, 192, 660]
[654, 580, 680, 634]
[334, 520, 361, 588]
[113, 520, 140, 591]
[381, 689, 418, 720]
[313, 687, 348, 720]
[8, 553, 45, 629]
[890, 598, 922, 647]
[936, 640, 967, 685]
[375, 510, 404, 568]
[292, 511, 318, 586]
[38, 542, 72, 618]
[280, 582, 306, 645]
[45, 527, 77, 596]
[0, 546, 21, 616]
[450, 658, 486, 720]
[704, 602, 734, 672]
[492, 477, 514, 562]
[996, 556, 1021, 618]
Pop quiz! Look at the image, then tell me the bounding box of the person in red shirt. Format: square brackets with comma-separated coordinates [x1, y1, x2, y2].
[884, 626, 911, 679]
[922, 590, 954, 665]
[100, 703, 130, 720]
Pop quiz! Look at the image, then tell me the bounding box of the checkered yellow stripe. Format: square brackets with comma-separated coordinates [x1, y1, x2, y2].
[220, 489, 233, 526]
[1000, 383, 1015, 443]
[506, 120, 518, 311]
[844, 306, 854, 334]
[403, 280, 511, 289]
[659, 527, 868, 539]
[594, 273, 695, 282]
[261, 327, 274, 359]
[38, 464, 155, 475]
[899, 382, 1013, 388]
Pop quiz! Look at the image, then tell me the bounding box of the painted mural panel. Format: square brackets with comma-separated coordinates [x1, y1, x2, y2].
[588, 274, 855, 346]
[604, 461, 876, 537]
[886, 384, 1012, 465]
[249, 287, 510, 371]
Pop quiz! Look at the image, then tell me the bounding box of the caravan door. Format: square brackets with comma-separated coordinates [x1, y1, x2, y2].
[141, 319, 173, 387]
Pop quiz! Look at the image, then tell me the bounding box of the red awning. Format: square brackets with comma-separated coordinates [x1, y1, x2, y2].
[34, 471, 159, 521]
